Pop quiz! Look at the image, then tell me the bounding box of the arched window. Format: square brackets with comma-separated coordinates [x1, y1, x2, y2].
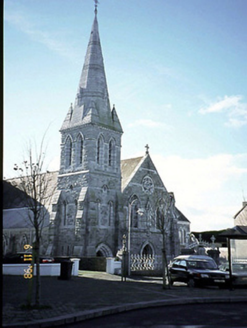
[146, 201, 155, 228]
[109, 140, 112, 166]
[179, 230, 182, 244]
[97, 135, 104, 166]
[76, 134, 84, 166]
[97, 199, 101, 225]
[129, 195, 140, 228]
[109, 139, 116, 167]
[183, 230, 187, 245]
[20, 234, 28, 252]
[75, 200, 78, 219]
[65, 136, 72, 168]
[108, 201, 114, 226]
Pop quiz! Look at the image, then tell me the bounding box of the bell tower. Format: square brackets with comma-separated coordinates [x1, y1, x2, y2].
[53, 4, 123, 257]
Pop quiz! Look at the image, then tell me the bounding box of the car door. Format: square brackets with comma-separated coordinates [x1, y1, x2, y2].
[177, 260, 188, 282]
[170, 260, 181, 282]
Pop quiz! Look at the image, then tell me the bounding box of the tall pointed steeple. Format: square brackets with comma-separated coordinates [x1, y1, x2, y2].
[61, 7, 122, 133]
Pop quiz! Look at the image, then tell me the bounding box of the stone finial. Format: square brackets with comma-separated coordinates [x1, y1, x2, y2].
[145, 144, 149, 155]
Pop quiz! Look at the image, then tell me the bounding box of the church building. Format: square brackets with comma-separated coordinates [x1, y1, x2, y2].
[3, 5, 190, 261]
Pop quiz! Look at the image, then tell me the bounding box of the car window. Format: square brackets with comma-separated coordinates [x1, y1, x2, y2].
[187, 260, 217, 269]
[179, 260, 187, 267]
[187, 261, 198, 268]
[172, 260, 180, 268]
[203, 261, 217, 269]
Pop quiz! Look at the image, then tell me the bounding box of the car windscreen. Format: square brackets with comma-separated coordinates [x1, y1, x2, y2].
[187, 260, 217, 270]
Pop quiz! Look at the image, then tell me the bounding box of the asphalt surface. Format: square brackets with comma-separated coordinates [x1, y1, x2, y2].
[2, 271, 247, 328]
[63, 303, 247, 328]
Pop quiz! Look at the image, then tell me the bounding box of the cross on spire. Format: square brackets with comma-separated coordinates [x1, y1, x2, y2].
[145, 144, 149, 155]
[94, 0, 99, 15]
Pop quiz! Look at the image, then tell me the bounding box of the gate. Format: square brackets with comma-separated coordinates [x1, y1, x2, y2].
[130, 254, 163, 272]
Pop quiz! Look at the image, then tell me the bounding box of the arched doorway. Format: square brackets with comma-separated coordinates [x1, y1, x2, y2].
[96, 250, 104, 257]
[96, 243, 113, 257]
[141, 243, 154, 256]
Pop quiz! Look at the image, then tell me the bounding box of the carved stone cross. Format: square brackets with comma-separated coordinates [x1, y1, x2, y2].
[145, 144, 149, 154]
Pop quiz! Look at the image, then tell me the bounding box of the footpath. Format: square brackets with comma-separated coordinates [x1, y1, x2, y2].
[2, 271, 247, 328]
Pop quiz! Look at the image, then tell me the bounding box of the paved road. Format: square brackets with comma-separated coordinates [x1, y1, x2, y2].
[64, 302, 247, 328]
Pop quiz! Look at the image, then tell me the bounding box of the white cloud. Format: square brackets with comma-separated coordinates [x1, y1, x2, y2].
[153, 153, 247, 231]
[4, 9, 77, 61]
[128, 119, 171, 129]
[199, 95, 247, 128]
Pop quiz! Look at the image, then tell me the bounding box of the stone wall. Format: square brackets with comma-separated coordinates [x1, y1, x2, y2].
[79, 256, 106, 271]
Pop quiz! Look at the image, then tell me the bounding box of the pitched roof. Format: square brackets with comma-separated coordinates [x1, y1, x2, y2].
[121, 156, 143, 190]
[3, 180, 33, 209]
[4, 171, 58, 208]
[234, 202, 247, 219]
[219, 226, 247, 239]
[3, 208, 49, 229]
[175, 207, 190, 223]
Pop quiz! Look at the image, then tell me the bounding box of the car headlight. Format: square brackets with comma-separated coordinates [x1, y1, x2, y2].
[200, 274, 210, 278]
[225, 274, 230, 279]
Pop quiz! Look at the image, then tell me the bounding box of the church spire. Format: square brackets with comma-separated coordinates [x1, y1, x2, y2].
[61, 3, 122, 133]
[94, 0, 99, 16]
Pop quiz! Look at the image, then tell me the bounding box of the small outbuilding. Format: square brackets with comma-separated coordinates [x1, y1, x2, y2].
[220, 225, 247, 287]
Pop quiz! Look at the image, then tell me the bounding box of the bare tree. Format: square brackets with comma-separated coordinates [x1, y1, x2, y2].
[13, 137, 54, 307]
[156, 192, 175, 289]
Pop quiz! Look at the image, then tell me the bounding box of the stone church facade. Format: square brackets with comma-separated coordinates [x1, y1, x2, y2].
[3, 7, 190, 261]
[48, 8, 190, 260]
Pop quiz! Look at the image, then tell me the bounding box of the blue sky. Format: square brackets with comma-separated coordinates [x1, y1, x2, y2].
[4, 0, 247, 231]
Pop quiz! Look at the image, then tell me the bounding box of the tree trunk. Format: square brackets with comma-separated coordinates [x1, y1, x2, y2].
[26, 253, 34, 307]
[162, 231, 170, 289]
[34, 236, 41, 306]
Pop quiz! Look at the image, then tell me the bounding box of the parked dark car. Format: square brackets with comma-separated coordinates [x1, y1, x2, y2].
[169, 255, 230, 288]
[3, 252, 54, 264]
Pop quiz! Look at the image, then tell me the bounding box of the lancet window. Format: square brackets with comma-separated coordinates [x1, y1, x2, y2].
[108, 201, 114, 226]
[76, 134, 84, 166]
[65, 136, 72, 168]
[129, 195, 140, 228]
[97, 135, 104, 166]
[108, 139, 115, 167]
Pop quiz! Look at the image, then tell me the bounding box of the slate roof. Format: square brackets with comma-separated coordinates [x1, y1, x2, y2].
[219, 226, 247, 239]
[234, 202, 247, 221]
[4, 208, 36, 229]
[121, 156, 143, 191]
[3, 180, 33, 209]
[3, 173, 58, 230]
[4, 171, 58, 208]
[3, 207, 50, 229]
[175, 207, 190, 223]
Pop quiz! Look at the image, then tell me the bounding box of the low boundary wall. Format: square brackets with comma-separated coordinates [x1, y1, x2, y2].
[3, 263, 60, 276]
[3, 259, 80, 277]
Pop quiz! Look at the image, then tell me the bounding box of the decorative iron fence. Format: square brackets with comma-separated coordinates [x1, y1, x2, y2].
[130, 254, 163, 271]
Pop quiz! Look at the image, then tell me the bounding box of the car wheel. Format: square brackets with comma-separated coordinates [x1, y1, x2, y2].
[188, 278, 195, 288]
